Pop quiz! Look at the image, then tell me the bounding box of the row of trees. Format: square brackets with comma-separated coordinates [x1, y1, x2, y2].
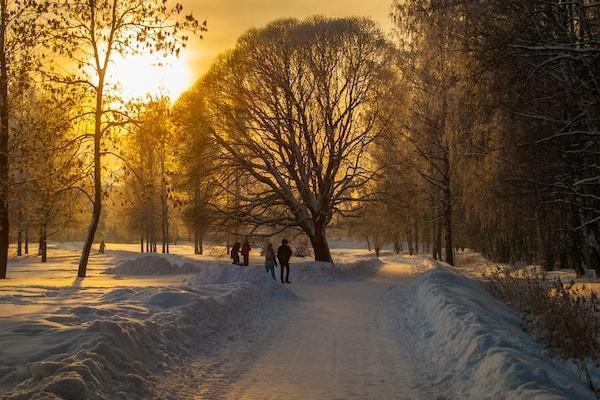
[0, 0, 203, 278]
[369, 0, 599, 273]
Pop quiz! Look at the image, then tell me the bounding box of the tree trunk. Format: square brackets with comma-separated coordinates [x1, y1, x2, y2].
[432, 219, 438, 260]
[161, 150, 169, 253]
[40, 226, 47, 263]
[0, 0, 9, 279]
[443, 152, 454, 265]
[24, 230, 28, 254]
[199, 236, 203, 255]
[309, 224, 332, 263]
[140, 230, 144, 253]
[78, 73, 105, 278]
[194, 230, 199, 255]
[16, 230, 21, 256]
[406, 222, 414, 255]
[38, 226, 42, 256]
[414, 220, 419, 254]
[436, 220, 442, 261]
[444, 201, 454, 266]
[145, 227, 150, 252]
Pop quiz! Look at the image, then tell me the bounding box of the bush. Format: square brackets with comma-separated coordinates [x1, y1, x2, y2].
[483, 266, 600, 391]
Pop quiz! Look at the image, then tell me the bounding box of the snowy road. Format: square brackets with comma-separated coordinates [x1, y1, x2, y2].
[204, 260, 435, 400]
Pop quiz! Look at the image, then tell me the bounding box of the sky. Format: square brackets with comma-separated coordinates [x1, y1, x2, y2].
[113, 1, 394, 100]
[185, 0, 394, 74]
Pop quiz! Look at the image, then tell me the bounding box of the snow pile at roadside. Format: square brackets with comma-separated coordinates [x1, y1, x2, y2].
[104, 254, 201, 276]
[388, 265, 594, 400]
[0, 258, 291, 399]
[187, 264, 296, 299]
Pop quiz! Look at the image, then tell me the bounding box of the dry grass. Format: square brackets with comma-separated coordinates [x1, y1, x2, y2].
[483, 266, 600, 391]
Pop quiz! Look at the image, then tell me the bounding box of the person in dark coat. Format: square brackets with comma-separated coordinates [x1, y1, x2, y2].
[277, 239, 292, 284]
[231, 242, 241, 265]
[241, 239, 251, 266]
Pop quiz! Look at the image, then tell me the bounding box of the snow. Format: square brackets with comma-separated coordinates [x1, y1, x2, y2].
[0, 246, 292, 399]
[0, 244, 595, 399]
[218, 260, 425, 399]
[387, 261, 595, 400]
[104, 254, 200, 276]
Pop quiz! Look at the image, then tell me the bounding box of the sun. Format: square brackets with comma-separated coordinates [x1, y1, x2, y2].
[108, 52, 194, 101]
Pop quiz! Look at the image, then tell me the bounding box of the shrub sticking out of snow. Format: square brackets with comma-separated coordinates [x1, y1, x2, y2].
[484, 266, 600, 392]
[388, 266, 595, 400]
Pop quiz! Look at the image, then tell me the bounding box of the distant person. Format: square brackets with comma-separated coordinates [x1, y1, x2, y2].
[231, 242, 241, 265]
[264, 242, 277, 281]
[241, 239, 251, 266]
[277, 239, 292, 284]
[99, 240, 106, 254]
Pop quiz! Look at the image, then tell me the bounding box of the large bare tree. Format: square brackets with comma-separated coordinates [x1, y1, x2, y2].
[202, 17, 397, 262]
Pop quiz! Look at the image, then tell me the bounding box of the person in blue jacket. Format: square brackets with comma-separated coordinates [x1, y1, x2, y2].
[264, 242, 277, 281]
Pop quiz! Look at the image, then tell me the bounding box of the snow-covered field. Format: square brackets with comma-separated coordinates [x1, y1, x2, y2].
[0, 244, 594, 399]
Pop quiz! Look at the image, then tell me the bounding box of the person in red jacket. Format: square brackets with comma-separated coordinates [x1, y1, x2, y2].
[241, 239, 251, 266]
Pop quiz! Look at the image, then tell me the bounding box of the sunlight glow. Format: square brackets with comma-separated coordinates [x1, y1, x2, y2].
[108, 52, 194, 101]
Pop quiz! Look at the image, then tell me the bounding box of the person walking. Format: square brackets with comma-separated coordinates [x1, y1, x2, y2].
[241, 239, 251, 266]
[277, 239, 292, 284]
[231, 242, 241, 265]
[264, 242, 277, 281]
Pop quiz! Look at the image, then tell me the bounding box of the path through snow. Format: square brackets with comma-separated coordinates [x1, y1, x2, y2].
[189, 259, 440, 400]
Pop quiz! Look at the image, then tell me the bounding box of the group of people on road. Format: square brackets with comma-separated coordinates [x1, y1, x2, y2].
[230, 240, 251, 266]
[230, 238, 292, 284]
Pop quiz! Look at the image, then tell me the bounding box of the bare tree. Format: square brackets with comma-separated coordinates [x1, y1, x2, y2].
[47, 0, 203, 277]
[201, 17, 397, 262]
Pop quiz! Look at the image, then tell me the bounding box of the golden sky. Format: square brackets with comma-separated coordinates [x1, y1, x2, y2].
[185, 0, 393, 85]
[113, 1, 393, 100]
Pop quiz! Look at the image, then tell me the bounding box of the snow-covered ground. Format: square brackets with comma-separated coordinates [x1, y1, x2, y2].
[0, 246, 289, 399]
[0, 244, 594, 399]
[387, 259, 594, 400]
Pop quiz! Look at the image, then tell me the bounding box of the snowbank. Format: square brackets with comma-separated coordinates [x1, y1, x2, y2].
[388, 266, 594, 399]
[0, 257, 291, 399]
[104, 254, 201, 276]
